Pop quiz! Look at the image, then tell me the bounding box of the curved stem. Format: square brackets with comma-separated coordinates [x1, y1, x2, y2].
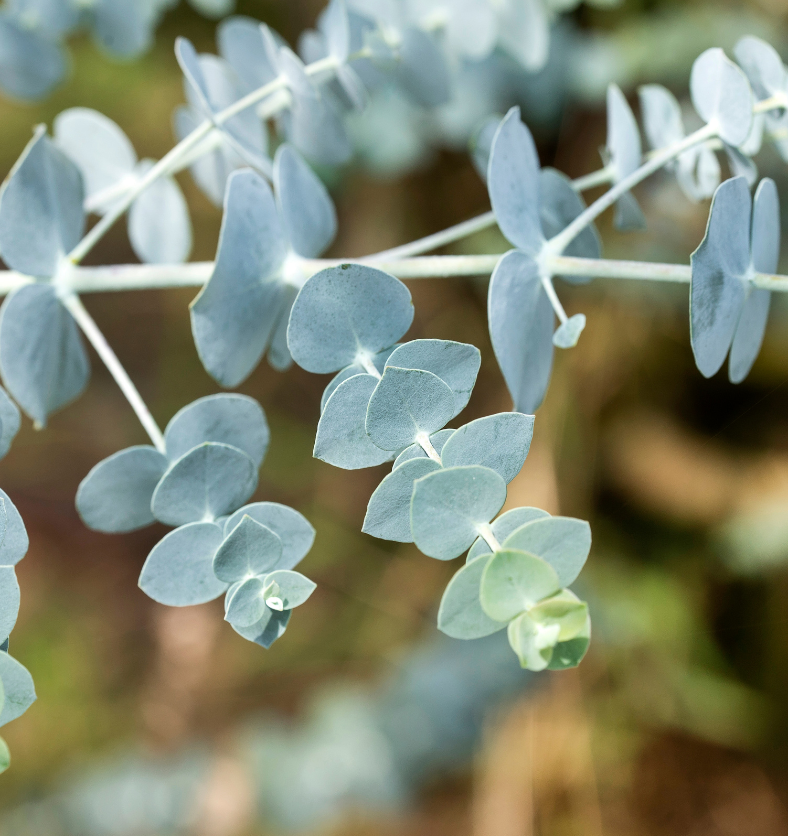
[545, 123, 718, 257]
[60, 293, 166, 453]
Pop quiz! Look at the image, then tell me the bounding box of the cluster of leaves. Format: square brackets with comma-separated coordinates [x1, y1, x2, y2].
[77, 394, 316, 648]
[0, 392, 36, 773]
[0, 0, 234, 101]
[483, 41, 788, 416]
[285, 263, 592, 670]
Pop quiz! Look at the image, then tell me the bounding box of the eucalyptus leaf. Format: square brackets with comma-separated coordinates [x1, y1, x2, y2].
[553, 314, 586, 349]
[385, 339, 480, 416]
[314, 373, 392, 469]
[224, 576, 267, 627]
[395, 27, 450, 108]
[151, 442, 258, 527]
[441, 412, 534, 484]
[320, 346, 396, 412]
[0, 568, 19, 639]
[0, 652, 35, 727]
[411, 465, 507, 560]
[223, 502, 315, 571]
[733, 36, 786, 102]
[139, 521, 227, 606]
[467, 507, 551, 562]
[0, 127, 84, 278]
[76, 446, 169, 533]
[437, 555, 506, 640]
[363, 457, 441, 542]
[213, 515, 283, 583]
[0, 283, 90, 427]
[266, 569, 316, 609]
[0, 17, 66, 101]
[165, 393, 269, 467]
[729, 177, 779, 383]
[288, 264, 413, 374]
[190, 168, 288, 388]
[128, 161, 192, 265]
[0, 489, 28, 568]
[274, 143, 337, 259]
[0, 387, 20, 460]
[690, 47, 754, 147]
[231, 606, 291, 648]
[366, 366, 455, 452]
[607, 83, 646, 231]
[502, 516, 591, 588]
[690, 176, 750, 378]
[488, 249, 554, 414]
[480, 548, 560, 622]
[506, 611, 559, 671]
[487, 106, 543, 255]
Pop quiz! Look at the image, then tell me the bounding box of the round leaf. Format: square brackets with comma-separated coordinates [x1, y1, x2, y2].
[467, 507, 551, 562]
[151, 442, 258, 527]
[411, 465, 507, 560]
[266, 569, 316, 609]
[366, 367, 455, 452]
[0, 652, 35, 727]
[288, 264, 413, 374]
[76, 445, 169, 533]
[438, 555, 507, 640]
[314, 373, 392, 469]
[690, 47, 754, 147]
[363, 457, 441, 542]
[230, 607, 291, 648]
[480, 549, 560, 622]
[224, 576, 268, 627]
[0, 489, 28, 567]
[0, 568, 19, 639]
[502, 516, 591, 588]
[441, 412, 534, 484]
[213, 515, 283, 583]
[393, 429, 454, 468]
[165, 393, 270, 467]
[139, 521, 227, 606]
[223, 502, 315, 571]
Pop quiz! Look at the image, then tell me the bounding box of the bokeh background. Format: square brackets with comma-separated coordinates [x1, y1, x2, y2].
[3, 0, 788, 833]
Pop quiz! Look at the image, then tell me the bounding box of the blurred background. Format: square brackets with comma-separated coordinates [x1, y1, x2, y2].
[3, 0, 788, 833]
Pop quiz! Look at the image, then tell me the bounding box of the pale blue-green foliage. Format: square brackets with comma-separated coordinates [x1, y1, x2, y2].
[151, 442, 258, 527]
[366, 367, 455, 451]
[486, 108, 601, 414]
[288, 264, 414, 374]
[411, 465, 507, 560]
[316, 374, 394, 469]
[54, 108, 192, 266]
[213, 516, 283, 582]
[605, 83, 646, 231]
[437, 555, 506, 640]
[139, 521, 228, 606]
[502, 516, 591, 588]
[0, 128, 90, 426]
[691, 176, 779, 382]
[467, 507, 550, 561]
[552, 313, 587, 349]
[639, 84, 721, 202]
[191, 152, 336, 386]
[393, 428, 453, 467]
[77, 393, 316, 649]
[690, 48, 754, 148]
[480, 549, 560, 622]
[0, 488, 36, 737]
[176, 37, 271, 178]
[320, 346, 395, 412]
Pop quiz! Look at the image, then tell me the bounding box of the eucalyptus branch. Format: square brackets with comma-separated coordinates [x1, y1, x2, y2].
[68, 54, 342, 266]
[545, 123, 718, 257]
[60, 293, 167, 453]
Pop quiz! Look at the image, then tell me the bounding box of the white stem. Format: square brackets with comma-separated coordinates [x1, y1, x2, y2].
[60, 293, 166, 453]
[67, 54, 343, 266]
[476, 522, 501, 552]
[540, 274, 568, 324]
[754, 92, 788, 114]
[572, 166, 614, 192]
[545, 123, 718, 257]
[3, 254, 788, 295]
[359, 354, 382, 379]
[416, 432, 442, 463]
